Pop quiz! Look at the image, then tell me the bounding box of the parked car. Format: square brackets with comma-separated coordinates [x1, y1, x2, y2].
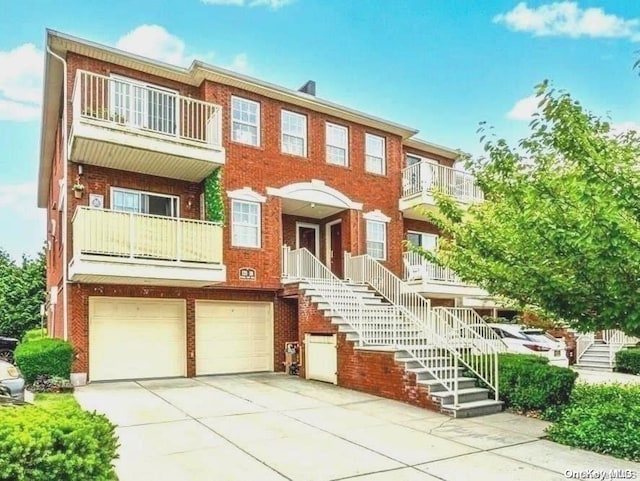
[0, 360, 25, 401]
[0, 336, 19, 364]
[488, 323, 569, 368]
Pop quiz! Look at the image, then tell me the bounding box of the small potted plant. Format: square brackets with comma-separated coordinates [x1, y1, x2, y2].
[72, 179, 85, 199]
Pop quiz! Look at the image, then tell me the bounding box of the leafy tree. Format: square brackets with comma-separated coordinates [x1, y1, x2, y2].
[417, 81, 640, 336]
[0, 248, 46, 340]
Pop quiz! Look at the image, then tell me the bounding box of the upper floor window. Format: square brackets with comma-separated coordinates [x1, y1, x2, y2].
[326, 123, 348, 166]
[281, 110, 307, 156]
[231, 96, 260, 146]
[365, 134, 386, 175]
[111, 188, 178, 218]
[231, 200, 261, 248]
[366, 220, 387, 260]
[406, 231, 437, 251]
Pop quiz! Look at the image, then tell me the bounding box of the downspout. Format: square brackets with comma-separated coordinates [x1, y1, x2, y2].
[46, 46, 69, 341]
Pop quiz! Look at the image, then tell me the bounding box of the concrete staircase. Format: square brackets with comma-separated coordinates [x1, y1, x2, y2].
[575, 341, 613, 372]
[299, 279, 503, 418]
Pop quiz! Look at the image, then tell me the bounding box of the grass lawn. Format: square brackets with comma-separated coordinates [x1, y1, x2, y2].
[34, 392, 80, 410]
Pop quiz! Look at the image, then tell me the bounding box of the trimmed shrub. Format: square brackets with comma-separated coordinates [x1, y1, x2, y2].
[466, 353, 577, 412]
[546, 384, 640, 461]
[14, 339, 73, 384]
[29, 375, 74, 394]
[616, 348, 640, 375]
[22, 328, 47, 344]
[0, 402, 118, 480]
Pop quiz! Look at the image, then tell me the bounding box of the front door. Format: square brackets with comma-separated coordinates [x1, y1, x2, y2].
[329, 222, 343, 278]
[297, 224, 319, 257]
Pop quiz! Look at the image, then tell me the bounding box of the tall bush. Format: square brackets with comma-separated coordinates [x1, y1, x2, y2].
[615, 348, 640, 375]
[14, 338, 73, 383]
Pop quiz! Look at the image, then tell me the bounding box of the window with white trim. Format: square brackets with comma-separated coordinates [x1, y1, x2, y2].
[365, 133, 386, 175]
[231, 96, 260, 146]
[111, 188, 178, 217]
[232, 200, 261, 248]
[281, 110, 307, 156]
[366, 220, 386, 260]
[326, 122, 348, 166]
[407, 231, 437, 251]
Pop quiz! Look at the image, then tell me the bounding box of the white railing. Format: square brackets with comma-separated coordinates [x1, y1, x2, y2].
[72, 70, 222, 146]
[73, 206, 223, 264]
[575, 332, 595, 364]
[345, 253, 501, 402]
[402, 161, 483, 203]
[403, 251, 465, 284]
[603, 330, 640, 367]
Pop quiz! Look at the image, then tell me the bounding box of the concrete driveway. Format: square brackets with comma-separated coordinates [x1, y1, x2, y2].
[75, 374, 639, 481]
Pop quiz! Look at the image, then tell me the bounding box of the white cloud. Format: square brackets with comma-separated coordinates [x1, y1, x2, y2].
[610, 121, 640, 135]
[0, 182, 45, 260]
[0, 43, 43, 122]
[226, 53, 250, 73]
[494, 2, 640, 40]
[201, 0, 295, 7]
[507, 95, 540, 121]
[0, 182, 36, 210]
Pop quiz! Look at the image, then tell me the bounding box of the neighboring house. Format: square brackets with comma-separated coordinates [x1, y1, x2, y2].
[38, 30, 503, 416]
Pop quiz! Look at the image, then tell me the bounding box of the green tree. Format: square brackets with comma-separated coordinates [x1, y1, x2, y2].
[0, 248, 46, 340]
[418, 81, 640, 336]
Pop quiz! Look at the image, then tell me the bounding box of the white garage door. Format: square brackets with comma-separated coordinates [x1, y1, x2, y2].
[305, 334, 337, 384]
[195, 301, 273, 375]
[89, 297, 186, 381]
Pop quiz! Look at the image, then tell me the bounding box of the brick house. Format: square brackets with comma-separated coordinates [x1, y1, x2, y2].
[38, 30, 503, 416]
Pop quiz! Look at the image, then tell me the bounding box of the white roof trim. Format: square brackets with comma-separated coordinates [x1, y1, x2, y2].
[267, 179, 362, 210]
[363, 209, 391, 223]
[227, 187, 266, 203]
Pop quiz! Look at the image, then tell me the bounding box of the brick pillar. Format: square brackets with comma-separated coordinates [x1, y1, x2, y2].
[186, 297, 196, 377]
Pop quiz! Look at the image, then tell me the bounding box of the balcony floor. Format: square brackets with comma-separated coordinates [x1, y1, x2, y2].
[69, 254, 226, 288]
[403, 278, 488, 298]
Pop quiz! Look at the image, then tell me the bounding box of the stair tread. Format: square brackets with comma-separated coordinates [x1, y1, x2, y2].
[441, 399, 504, 409]
[418, 377, 476, 385]
[430, 387, 489, 398]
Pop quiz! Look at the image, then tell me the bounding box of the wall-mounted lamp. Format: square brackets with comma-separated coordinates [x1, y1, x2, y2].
[78, 164, 84, 176]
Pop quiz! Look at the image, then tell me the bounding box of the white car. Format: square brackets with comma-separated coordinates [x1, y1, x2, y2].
[488, 323, 569, 368]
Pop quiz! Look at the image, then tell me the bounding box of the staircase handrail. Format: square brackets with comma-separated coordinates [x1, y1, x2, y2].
[603, 330, 639, 368]
[345, 252, 500, 402]
[575, 332, 595, 364]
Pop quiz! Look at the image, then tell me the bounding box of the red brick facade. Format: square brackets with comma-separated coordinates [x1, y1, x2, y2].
[43, 48, 458, 383]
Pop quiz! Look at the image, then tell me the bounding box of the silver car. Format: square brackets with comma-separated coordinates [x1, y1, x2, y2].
[0, 360, 25, 401]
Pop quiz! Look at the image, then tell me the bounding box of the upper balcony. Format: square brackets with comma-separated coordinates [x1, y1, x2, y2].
[69, 70, 225, 181]
[402, 251, 488, 298]
[69, 206, 226, 287]
[400, 161, 483, 220]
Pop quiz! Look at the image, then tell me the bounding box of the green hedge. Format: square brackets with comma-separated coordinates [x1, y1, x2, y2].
[0, 402, 118, 480]
[466, 353, 577, 412]
[616, 348, 640, 375]
[14, 339, 74, 384]
[22, 328, 47, 344]
[546, 384, 640, 461]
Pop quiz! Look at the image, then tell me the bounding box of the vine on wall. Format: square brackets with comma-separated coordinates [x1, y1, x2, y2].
[204, 167, 225, 224]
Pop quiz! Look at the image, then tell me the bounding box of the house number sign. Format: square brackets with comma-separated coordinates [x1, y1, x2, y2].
[239, 267, 257, 281]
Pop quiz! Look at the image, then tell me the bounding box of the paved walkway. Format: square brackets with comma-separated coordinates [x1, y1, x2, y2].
[75, 374, 640, 481]
[574, 368, 640, 385]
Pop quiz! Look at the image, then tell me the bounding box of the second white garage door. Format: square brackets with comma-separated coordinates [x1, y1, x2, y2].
[89, 297, 186, 381]
[195, 301, 273, 375]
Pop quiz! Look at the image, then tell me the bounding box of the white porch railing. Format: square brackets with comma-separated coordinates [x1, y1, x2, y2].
[72, 70, 222, 146]
[345, 252, 501, 402]
[403, 251, 465, 284]
[603, 330, 640, 367]
[402, 161, 483, 202]
[73, 206, 223, 264]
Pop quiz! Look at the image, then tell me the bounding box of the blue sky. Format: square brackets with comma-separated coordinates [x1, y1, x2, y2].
[1, 0, 640, 260]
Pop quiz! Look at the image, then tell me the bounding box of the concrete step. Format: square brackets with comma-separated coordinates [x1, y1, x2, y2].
[580, 354, 611, 363]
[575, 362, 613, 372]
[418, 377, 478, 392]
[440, 399, 504, 418]
[431, 387, 492, 405]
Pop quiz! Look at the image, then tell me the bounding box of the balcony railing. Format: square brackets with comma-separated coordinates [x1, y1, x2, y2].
[402, 161, 483, 203]
[403, 251, 464, 284]
[72, 207, 223, 264]
[72, 70, 222, 146]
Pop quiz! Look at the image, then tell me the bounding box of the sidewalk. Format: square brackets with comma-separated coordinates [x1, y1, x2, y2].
[573, 368, 640, 385]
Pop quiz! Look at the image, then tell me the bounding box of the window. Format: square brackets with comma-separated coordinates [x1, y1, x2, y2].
[365, 134, 386, 174]
[406, 232, 437, 251]
[111, 188, 178, 217]
[326, 123, 348, 166]
[231, 96, 260, 146]
[281, 110, 307, 156]
[232, 200, 260, 248]
[366, 220, 386, 260]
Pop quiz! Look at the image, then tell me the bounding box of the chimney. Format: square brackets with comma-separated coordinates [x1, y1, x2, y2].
[298, 80, 316, 96]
